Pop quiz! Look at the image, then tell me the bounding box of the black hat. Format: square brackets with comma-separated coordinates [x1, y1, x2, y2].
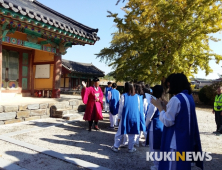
[107, 82, 112, 85]
[93, 77, 100, 82]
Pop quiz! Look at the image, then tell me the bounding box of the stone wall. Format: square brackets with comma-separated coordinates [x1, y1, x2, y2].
[0, 99, 86, 125]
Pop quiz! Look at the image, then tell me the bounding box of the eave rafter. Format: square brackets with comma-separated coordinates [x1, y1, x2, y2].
[0, 6, 96, 46]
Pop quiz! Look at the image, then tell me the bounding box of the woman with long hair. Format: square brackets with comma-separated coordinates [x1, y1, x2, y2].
[146, 85, 164, 170]
[151, 73, 203, 170]
[134, 83, 146, 147]
[111, 82, 146, 153]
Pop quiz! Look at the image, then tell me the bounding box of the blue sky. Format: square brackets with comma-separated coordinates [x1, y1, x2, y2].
[38, 0, 222, 79]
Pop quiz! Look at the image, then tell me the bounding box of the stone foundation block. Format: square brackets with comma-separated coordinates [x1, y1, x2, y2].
[68, 110, 77, 114]
[4, 105, 18, 112]
[72, 106, 78, 111]
[0, 112, 16, 120]
[0, 106, 3, 113]
[52, 110, 69, 118]
[4, 119, 23, 124]
[46, 108, 50, 115]
[66, 105, 73, 110]
[25, 116, 41, 121]
[41, 115, 50, 119]
[40, 103, 48, 109]
[28, 104, 40, 110]
[18, 105, 28, 111]
[30, 109, 46, 116]
[50, 101, 70, 110]
[16, 110, 30, 118]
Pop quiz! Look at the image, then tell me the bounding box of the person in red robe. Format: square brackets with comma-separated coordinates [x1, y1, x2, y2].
[81, 77, 103, 131]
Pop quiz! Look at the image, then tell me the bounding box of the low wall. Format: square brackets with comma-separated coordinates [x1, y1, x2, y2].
[0, 99, 86, 125]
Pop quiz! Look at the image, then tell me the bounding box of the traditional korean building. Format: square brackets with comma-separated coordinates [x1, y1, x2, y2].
[0, 0, 100, 98]
[61, 59, 105, 91]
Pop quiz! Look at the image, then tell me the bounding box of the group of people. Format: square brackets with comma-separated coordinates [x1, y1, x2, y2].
[81, 74, 203, 170]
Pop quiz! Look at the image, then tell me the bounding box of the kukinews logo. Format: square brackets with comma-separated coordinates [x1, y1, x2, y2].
[146, 152, 212, 161]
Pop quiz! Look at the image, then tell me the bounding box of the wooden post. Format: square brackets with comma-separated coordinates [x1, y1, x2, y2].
[52, 54, 62, 98]
[31, 50, 35, 96]
[0, 39, 2, 100]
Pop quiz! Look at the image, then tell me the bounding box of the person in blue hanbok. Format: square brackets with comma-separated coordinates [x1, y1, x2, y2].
[111, 83, 146, 153]
[107, 83, 120, 129]
[151, 73, 203, 170]
[146, 85, 164, 170]
[104, 82, 112, 112]
[134, 83, 146, 147]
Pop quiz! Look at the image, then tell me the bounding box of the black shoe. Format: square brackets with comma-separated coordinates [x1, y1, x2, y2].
[107, 126, 115, 130]
[213, 130, 219, 134]
[88, 126, 92, 131]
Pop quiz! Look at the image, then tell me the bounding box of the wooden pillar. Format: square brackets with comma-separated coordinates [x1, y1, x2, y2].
[52, 54, 62, 98]
[0, 39, 2, 100]
[31, 50, 35, 96]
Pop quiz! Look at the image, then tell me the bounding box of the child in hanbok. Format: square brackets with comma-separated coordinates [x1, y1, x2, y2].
[111, 83, 146, 153]
[108, 83, 120, 129]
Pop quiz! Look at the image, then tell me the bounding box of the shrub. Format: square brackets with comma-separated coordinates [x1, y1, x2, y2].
[198, 81, 222, 105]
[198, 86, 211, 104]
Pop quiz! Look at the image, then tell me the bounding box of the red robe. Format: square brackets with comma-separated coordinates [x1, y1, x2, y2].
[81, 86, 103, 121]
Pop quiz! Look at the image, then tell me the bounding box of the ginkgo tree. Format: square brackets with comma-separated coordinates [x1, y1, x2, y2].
[96, 0, 222, 83]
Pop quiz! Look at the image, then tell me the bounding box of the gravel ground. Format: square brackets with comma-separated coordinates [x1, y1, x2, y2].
[0, 109, 221, 170]
[195, 109, 222, 170]
[12, 114, 152, 170]
[0, 118, 75, 135]
[0, 140, 85, 170]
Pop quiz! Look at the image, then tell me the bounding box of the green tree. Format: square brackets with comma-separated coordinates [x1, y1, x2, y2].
[96, 0, 222, 83]
[103, 72, 115, 81]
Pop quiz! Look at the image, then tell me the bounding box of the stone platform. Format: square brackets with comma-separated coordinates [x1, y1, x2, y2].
[0, 95, 86, 125]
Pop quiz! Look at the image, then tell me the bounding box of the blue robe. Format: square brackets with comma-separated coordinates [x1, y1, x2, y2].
[146, 109, 163, 150]
[121, 93, 146, 134]
[159, 90, 203, 170]
[109, 89, 120, 115]
[105, 86, 112, 103]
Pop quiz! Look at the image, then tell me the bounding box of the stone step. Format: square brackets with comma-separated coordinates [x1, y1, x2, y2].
[52, 110, 69, 118]
[62, 113, 82, 120]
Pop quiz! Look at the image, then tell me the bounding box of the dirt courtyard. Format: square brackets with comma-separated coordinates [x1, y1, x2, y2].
[0, 108, 221, 170]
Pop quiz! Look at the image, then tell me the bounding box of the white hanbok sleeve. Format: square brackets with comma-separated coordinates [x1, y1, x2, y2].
[145, 104, 156, 127]
[117, 94, 124, 119]
[159, 96, 181, 127]
[108, 91, 112, 100]
[143, 98, 148, 115]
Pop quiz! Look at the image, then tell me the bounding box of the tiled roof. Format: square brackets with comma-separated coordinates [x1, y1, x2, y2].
[62, 59, 105, 77]
[0, 0, 100, 41]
